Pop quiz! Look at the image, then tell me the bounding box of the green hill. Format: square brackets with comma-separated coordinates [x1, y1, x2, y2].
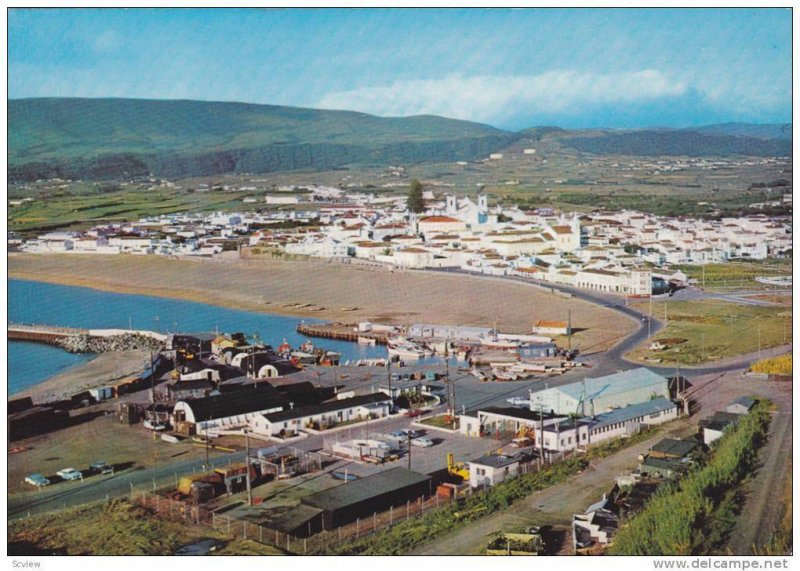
[8, 98, 521, 181]
[557, 128, 791, 157]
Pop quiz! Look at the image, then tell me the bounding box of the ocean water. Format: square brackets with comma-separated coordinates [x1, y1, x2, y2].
[8, 279, 389, 395]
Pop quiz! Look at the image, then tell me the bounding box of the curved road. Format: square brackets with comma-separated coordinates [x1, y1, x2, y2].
[10, 267, 787, 520]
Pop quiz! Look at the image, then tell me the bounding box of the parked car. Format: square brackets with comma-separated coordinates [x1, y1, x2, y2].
[57, 468, 82, 481]
[25, 474, 50, 487]
[90, 461, 114, 475]
[411, 437, 434, 448]
[405, 409, 423, 418]
[388, 430, 407, 440]
[406, 429, 423, 439]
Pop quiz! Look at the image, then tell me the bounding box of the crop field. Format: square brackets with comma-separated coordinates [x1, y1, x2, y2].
[8, 186, 262, 234]
[8, 499, 282, 555]
[627, 299, 792, 365]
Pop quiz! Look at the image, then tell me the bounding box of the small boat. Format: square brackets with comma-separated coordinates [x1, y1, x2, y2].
[387, 342, 425, 360]
[300, 340, 315, 353]
[358, 336, 376, 346]
[332, 471, 358, 482]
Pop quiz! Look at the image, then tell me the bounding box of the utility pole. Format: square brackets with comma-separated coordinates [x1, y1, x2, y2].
[664, 299, 668, 327]
[387, 358, 392, 408]
[205, 417, 210, 474]
[245, 429, 253, 506]
[758, 325, 762, 360]
[567, 310, 572, 352]
[407, 432, 412, 470]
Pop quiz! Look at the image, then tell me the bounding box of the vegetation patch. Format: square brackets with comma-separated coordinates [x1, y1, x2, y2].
[608, 401, 771, 555]
[8, 499, 282, 555]
[628, 300, 792, 365]
[749, 354, 792, 375]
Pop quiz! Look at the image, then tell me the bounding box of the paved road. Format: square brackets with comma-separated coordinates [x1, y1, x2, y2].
[11, 269, 787, 520]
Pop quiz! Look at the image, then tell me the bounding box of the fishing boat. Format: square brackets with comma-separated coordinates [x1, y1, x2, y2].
[357, 336, 376, 346]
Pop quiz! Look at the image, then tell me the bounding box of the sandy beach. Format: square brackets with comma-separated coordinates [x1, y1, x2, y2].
[13, 349, 151, 403]
[9, 253, 634, 353]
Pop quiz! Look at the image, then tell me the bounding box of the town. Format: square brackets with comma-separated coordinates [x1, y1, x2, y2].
[12, 183, 792, 298]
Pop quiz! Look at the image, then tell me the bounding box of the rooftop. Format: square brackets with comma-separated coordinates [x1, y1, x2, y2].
[303, 467, 431, 512]
[590, 398, 676, 430]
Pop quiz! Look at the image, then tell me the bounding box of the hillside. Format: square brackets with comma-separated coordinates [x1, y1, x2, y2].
[557, 128, 792, 157]
[8, 98, 521, 181]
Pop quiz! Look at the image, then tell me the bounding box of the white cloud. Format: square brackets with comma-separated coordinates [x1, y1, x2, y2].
[316, 69, 688, 124]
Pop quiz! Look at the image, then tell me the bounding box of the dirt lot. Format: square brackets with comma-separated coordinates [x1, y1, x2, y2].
[9, 253, 633, 350]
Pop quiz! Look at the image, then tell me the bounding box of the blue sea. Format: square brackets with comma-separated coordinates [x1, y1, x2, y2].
[8, 279, 389, 395]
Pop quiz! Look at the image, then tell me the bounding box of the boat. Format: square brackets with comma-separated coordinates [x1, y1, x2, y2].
[290, 351, 317, 365]
[387, 343, 424, 360]
[492, 368, 519, 381]
[299, 340, 315, 353]
[358, 336, 376, 346]
[277, 338, 292, 357]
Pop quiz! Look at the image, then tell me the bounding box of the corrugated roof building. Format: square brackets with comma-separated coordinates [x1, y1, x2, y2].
[529, 368, 670, 416]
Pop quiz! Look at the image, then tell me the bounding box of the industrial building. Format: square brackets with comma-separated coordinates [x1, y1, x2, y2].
[529, 368, 670, 416]
[283, 468, 433, 535]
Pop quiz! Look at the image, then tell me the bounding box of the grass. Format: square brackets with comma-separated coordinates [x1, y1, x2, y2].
[671, 260, 793, 292]
[627, 300, 792, 365]
[418, 414, 459, 430]
[759, 462, 793, 555]
[8, 499, 283, 555]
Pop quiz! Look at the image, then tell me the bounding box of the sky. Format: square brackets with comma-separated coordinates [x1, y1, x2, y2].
[8, 8, 792, 131]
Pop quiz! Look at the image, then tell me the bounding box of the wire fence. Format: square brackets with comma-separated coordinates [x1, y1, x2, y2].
[134, 488, 455, 554]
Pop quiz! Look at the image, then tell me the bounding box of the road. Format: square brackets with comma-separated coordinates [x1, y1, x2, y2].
[10, 268, 788, 523]
[414, 371, 793, 555]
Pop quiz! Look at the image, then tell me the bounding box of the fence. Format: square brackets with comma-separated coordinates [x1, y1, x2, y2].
[134, 485, 456, 555]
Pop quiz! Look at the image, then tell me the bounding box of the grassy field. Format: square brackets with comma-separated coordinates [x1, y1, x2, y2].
[627, 299, 792, 366]
[8, 499, 282, 555]
[8, 186, 256, 234]
[671, 260, 793, 292]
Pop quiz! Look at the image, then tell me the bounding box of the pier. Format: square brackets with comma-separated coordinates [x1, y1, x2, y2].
[296, 323, 388, 345]
[8, 323, 168, 346]
[8, 323, 88, 345]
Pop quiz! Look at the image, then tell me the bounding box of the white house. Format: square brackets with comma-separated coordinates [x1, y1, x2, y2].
[468, 453, 524, 488]
[248, 393, 392, 438]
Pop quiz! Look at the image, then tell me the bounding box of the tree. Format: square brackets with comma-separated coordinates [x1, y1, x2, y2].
[407, 179, 425, 213]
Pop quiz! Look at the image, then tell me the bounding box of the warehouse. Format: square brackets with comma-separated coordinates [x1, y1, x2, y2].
[172, 386, 288, 430]
[299, 468, 432, 534]
[529, 368, 670, 416]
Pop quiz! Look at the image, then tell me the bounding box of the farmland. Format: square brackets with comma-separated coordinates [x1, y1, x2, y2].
[670, 260, 793, 292]
[627, 299, 792, 366]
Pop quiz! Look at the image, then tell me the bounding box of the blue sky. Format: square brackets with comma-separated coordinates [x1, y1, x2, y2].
[8, 8, 792, 130]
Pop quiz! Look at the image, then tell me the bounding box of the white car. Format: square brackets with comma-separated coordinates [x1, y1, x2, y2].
[25, 474, 51, 487]
[411, 437, 434, 448]
[57, 468, 82, 481]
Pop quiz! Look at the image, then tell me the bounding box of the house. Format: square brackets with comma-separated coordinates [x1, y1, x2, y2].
[700, 411, 741, 445]
[647, 438, 699, 460]
[529, 368, 671, 417]
[531, 320, 571, 336]
[417, 215, 466, 236]
[539, 418, 591, 456]
[468, 453, 528, 488]
[249, 393, 392, 437]
[726, 396, 756, 416]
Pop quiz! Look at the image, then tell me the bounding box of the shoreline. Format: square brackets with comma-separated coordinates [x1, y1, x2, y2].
[11, 349, 150, 403]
